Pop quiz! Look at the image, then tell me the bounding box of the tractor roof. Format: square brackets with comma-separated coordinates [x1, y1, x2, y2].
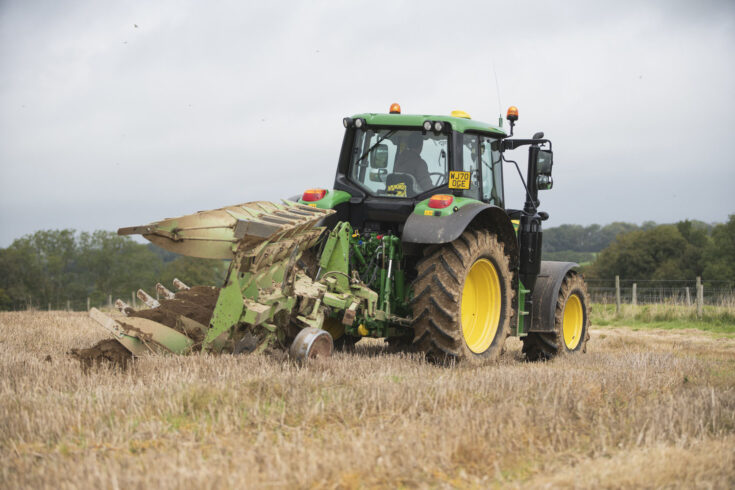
[351, 112, 507, 136]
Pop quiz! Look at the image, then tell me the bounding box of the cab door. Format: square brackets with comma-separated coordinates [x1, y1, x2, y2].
[480, 135, 504, 207]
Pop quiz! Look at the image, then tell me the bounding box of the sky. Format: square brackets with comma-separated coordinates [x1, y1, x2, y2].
[1, 0, 734, 246]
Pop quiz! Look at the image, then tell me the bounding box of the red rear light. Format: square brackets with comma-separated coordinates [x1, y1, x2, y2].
[302, 189, 327, 202]
[428, 194, 453, 209]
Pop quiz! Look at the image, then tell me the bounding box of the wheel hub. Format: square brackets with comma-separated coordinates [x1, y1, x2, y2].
[562, 294, 583, 350]
[461, 259, 501, 354]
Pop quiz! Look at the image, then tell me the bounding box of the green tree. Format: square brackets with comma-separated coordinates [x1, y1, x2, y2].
[0, 229, 165, 310]
[76, 231, 163, 304]
[159, 256, 228, 289]
[587, 224, 699, 281]
[0, 230, 82, 308]
[543, 222, 641, 255]
[703, 215, 735, 286]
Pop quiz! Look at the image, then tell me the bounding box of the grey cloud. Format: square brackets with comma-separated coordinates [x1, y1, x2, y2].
[1, 0, 734, 245]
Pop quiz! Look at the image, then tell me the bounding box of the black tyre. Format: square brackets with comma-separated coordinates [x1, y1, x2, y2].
[411, 229, 513, 363]
[384, 334, 414, 353]
[522, 272, 591, 361]
[333, 334, 360, 351]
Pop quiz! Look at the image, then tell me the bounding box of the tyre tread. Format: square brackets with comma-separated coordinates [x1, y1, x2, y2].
[411, 229, 514, 363]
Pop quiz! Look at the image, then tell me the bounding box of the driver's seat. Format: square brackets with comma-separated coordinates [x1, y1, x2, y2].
[385, 173, 418, 197]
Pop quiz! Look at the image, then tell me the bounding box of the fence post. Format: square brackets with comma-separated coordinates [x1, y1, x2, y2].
[108, 294, 112, 308]
[86, 297, 90, 311]
[632, 283, 637, 306]
[66, 300, 71, 311]
[48, 303, 51, 311]
[615, 276, 621, 314]
[696, 277, 703, 318]
[685, 287, 691, 307]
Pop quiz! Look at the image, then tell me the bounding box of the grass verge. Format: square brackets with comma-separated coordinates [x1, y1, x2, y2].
[592, 303, 735, 335]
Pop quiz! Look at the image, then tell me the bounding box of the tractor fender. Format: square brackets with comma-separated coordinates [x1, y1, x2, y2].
[402, 203, 519, 263]
[528, 261, 579, 332]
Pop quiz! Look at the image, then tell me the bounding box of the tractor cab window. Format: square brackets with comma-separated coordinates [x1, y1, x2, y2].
[462, 133, 503, 206]
[481, 136, 503, 206]
[461, 134, 482, 200]
[348, 128, 448, 198]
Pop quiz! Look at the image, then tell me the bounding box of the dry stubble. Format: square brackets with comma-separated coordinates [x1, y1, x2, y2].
[1, 312, 734, 489]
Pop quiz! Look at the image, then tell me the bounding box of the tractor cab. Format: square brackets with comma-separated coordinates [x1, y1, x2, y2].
[327, 105, 507, 234]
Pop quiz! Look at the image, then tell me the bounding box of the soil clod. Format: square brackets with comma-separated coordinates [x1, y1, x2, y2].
[70, 339, 133, 372]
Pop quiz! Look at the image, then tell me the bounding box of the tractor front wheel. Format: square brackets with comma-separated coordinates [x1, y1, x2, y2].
[522, 272, 591, 361]
[411, 229, 513, 363]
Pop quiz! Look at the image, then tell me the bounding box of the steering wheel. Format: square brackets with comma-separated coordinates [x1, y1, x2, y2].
[429, 172, 447, 186]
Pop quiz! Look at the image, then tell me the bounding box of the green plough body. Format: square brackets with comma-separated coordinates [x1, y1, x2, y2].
[93, 200, 412, 356]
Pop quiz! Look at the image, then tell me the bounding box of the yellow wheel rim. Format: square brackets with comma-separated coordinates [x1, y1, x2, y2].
[461, 259, 501, 354]
[562, 294, 583, 350]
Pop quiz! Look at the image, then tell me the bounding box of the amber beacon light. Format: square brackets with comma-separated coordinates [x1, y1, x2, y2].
[389, 103, 401, 114]
[506, 106, 519, 122]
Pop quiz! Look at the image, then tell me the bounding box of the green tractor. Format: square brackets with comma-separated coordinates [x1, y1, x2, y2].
[82, 104, 590, 365]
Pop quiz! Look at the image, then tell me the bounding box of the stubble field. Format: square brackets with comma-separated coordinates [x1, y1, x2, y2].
[1, 311, 734, 489]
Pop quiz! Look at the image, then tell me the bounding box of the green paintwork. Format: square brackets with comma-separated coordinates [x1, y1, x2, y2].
[115, 334, 150, 356]
[412, 196, 483, 217]
[346, 230, 410, 337]
[318, 222, 352, 292]
[119, 316, 195, 354]
[351, 113, 506, 136]
[204, 268, 245, 350]
[516, 281, 530, 337]
[298, 189, 352, 209]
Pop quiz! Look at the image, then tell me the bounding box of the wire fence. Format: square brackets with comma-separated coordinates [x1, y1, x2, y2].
[5, 292, 148, 312]
[586, 279, 734, 307]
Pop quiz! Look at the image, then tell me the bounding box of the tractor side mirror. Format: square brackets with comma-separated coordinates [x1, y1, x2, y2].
[535, 149, 553, 190]
[369, 169, 387, 182]
[370, 144, 389, 169]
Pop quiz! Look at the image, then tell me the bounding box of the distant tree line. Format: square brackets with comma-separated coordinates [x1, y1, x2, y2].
[541, 220, 717, 267]
[0, 216, 732, 310]
[0, 230, 227, 311]
[543, 222, 651, 264]
[584, 216, 734, 287]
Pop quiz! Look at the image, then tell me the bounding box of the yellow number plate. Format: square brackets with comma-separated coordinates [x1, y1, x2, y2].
[448, 171, 471, 190]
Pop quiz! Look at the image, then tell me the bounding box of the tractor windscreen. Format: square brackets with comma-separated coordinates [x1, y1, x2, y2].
[348, 128, 448, 198]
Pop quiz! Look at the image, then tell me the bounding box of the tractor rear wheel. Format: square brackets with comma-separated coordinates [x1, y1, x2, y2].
[522, 272, 590, 361]
[411, 229, 513, 363]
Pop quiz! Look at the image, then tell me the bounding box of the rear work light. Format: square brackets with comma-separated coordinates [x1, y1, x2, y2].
[302, 189, 327, 202]
[428, 194, 453, 209]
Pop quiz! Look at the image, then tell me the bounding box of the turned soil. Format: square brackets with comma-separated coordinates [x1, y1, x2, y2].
[70, 286, 220, 369]
[130, 286, 219, 328]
